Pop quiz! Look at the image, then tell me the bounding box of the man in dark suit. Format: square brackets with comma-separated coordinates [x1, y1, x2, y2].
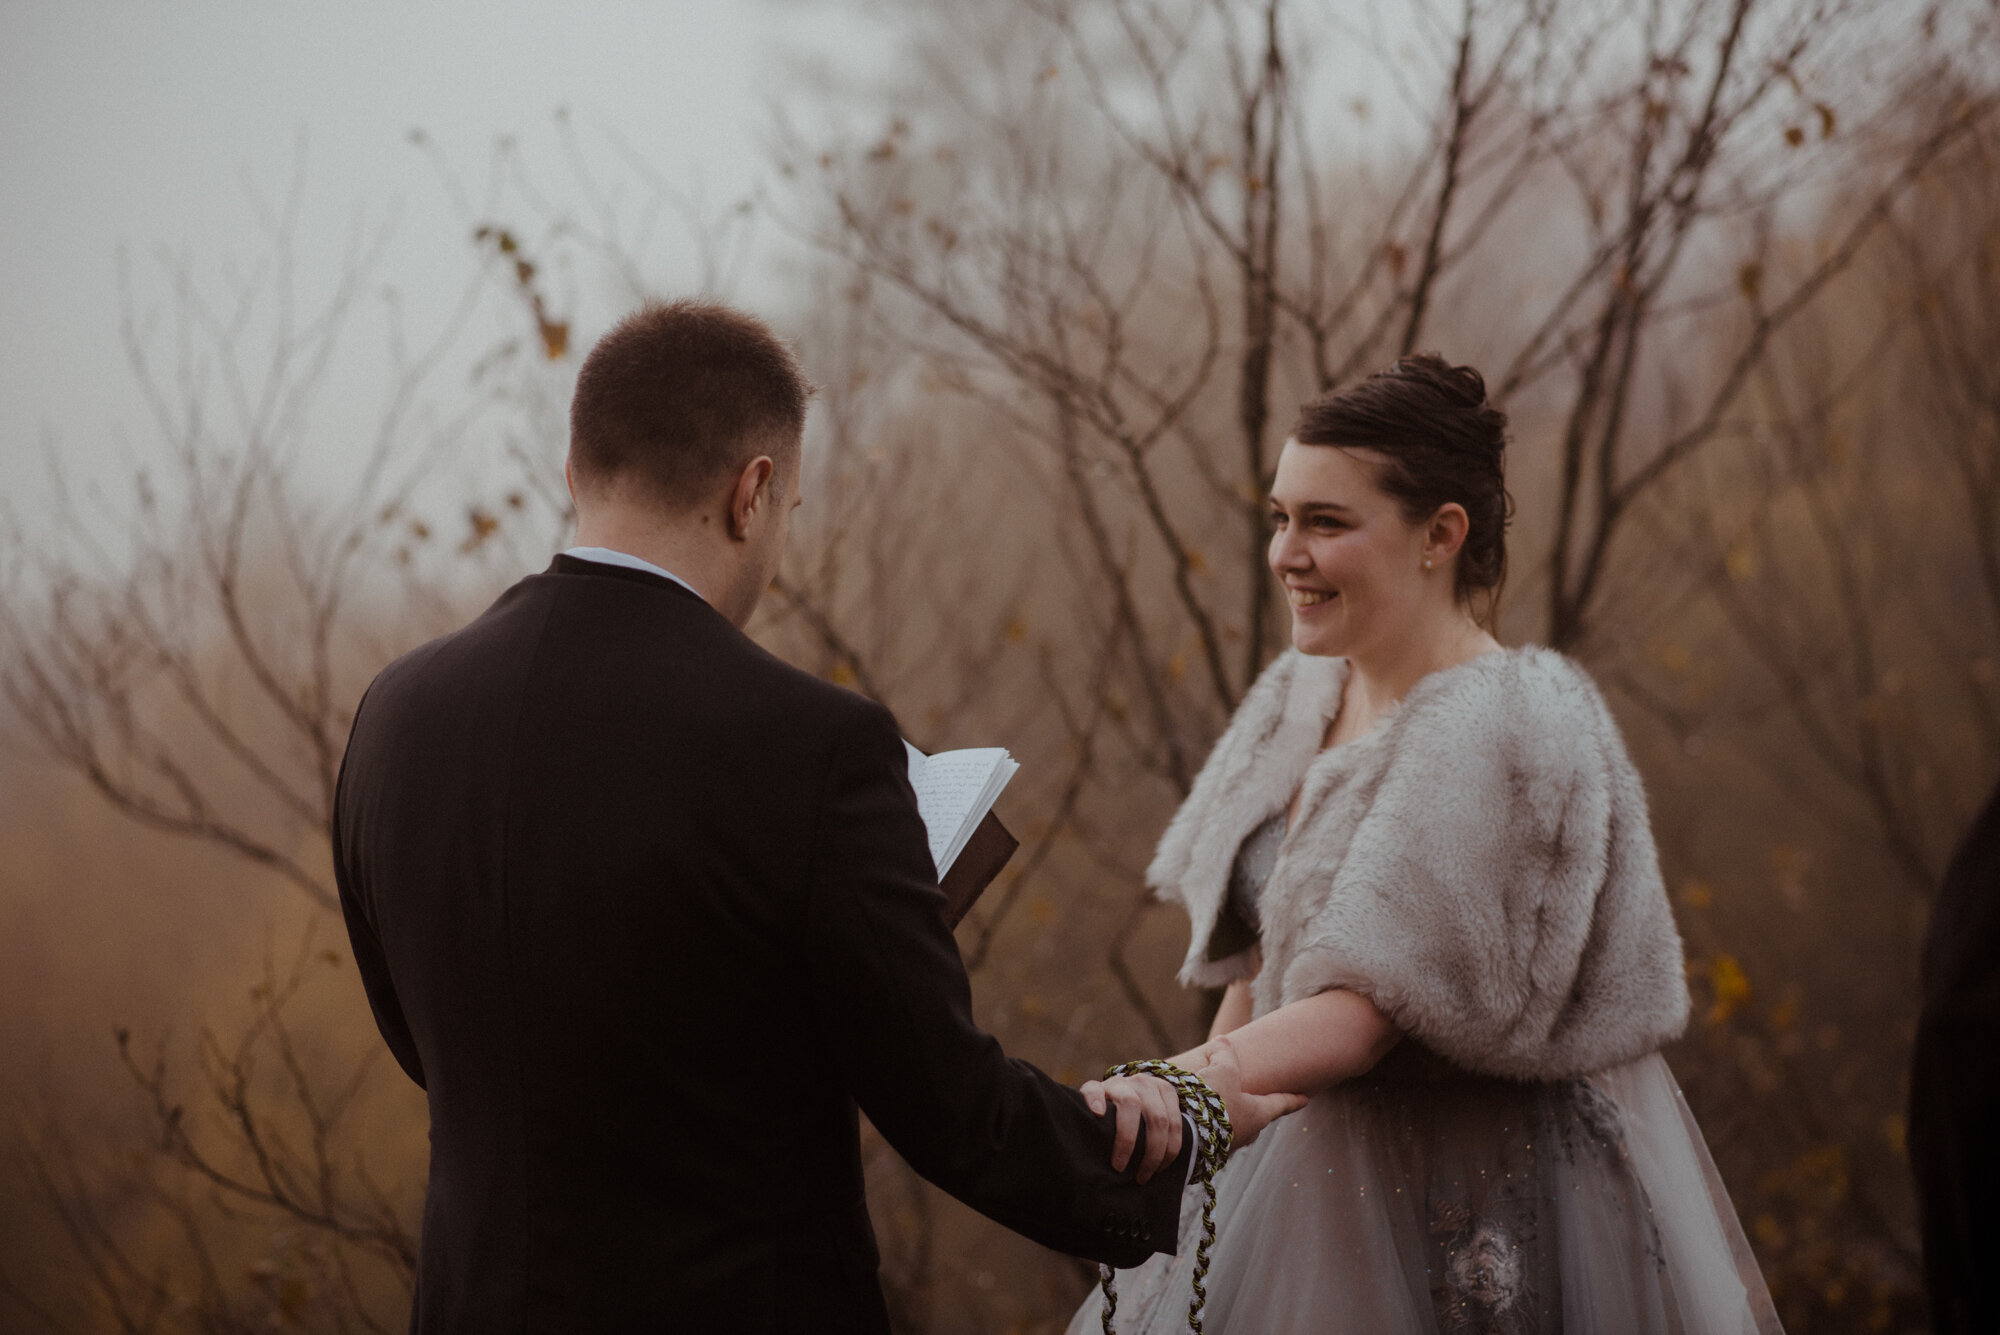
[1909, 778, 2000, 1335]
[334, 301, 1300, 1332]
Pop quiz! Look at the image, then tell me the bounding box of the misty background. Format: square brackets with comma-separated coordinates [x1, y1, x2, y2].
[4, 1, 1999, 1331]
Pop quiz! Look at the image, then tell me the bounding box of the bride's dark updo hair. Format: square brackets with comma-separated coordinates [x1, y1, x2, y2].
[1292, 352, 1512, 607]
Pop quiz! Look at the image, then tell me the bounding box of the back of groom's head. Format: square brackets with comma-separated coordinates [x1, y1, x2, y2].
[569, 300, 810, 509]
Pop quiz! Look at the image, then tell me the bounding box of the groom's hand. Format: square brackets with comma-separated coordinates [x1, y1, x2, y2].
[1079, 1072, 1183, 1184]
[1197, 1039, 1307, 1149]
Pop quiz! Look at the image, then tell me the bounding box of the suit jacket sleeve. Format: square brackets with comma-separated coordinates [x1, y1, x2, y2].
[331, 687, 427, 1092]
[804, 698, 1186, 1266]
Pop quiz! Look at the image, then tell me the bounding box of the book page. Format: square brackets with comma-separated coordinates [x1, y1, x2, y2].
[905, 746, 1013, 872]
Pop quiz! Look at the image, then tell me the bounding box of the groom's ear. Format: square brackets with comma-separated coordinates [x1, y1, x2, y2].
[725, 455, 777, 541]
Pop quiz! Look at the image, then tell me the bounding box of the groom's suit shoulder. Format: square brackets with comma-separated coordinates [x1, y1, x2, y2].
[357, 554, 893, 753]
[338, 554, 914, 935]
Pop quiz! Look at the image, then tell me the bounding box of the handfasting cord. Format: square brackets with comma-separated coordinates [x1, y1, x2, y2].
[1095, 1060, 1234, 1335]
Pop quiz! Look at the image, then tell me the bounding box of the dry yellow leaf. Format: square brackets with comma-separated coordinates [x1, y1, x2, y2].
[1706, 954, 1750, 1026]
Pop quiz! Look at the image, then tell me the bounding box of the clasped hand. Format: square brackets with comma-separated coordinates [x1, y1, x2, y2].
[1078, 1040, 1307, 1183]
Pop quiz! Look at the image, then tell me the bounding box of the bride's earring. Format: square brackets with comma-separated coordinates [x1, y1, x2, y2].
[1423, 557, 1434, 570]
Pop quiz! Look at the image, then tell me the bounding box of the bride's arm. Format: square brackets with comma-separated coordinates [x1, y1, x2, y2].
[1178, 989, 1399, 1096]
[1207, 978, 1255, 1041]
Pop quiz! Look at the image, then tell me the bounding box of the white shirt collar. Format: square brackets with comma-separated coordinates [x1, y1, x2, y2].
[562, 546, 707, 604]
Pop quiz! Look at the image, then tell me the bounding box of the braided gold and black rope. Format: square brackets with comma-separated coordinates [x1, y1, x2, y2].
[1095, 1060, 1233, 1335]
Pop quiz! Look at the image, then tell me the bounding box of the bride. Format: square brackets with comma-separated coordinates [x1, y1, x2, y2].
[1069, 355, 1782, 1333]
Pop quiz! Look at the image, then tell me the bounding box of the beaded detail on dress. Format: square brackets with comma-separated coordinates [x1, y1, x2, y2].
[1348, 1045, 1669, 1334]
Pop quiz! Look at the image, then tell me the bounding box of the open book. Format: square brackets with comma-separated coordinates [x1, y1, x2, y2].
[904, 742, 1021, 926]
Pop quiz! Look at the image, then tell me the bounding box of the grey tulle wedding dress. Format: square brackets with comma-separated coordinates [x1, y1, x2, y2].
[1066, 1041, 1783, 1334]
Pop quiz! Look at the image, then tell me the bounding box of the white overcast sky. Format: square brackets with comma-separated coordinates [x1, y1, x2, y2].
[0, 0, 855, 518]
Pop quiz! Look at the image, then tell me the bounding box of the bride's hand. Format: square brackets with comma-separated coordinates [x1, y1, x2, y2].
[1196, 1038, 1307, 1150]
[1080, 1072, 1184, 1184]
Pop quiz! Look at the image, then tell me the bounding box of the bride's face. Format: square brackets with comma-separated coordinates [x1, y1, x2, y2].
[1267, 438, 1435, 660]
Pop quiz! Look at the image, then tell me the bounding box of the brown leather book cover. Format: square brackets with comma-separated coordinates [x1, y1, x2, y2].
[939, 810, 1019, 928]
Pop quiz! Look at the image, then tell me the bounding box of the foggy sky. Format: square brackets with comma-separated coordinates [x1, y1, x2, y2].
[0, 0, 836, 522]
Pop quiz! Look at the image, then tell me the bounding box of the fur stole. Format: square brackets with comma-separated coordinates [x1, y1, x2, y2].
[1148, 647, 1690, 1082]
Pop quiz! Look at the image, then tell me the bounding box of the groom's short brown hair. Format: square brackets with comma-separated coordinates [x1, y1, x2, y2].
[569, 300, 811, 508]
